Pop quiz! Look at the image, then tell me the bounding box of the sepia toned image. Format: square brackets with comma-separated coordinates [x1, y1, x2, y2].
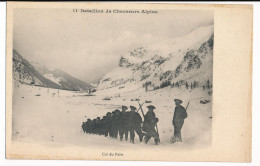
[6, 2, 252, 162]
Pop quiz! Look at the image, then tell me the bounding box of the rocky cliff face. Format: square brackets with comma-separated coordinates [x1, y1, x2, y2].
[97, 25, 214, 92]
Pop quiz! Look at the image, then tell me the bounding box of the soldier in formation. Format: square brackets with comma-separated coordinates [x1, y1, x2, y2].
[142, 105, 160, 145]
[111, 109, 121, 139]
[128, 106, 144, 144]
[119, 106, 130, 141]
[82, 104, 146, 144]
[82, 101, 188, 145]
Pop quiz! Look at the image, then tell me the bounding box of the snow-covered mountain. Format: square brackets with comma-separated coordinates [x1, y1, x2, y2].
[13, 49, 93, 91]
[97, 25, 214, 93]
[31, 63, 93, 91]
[13, 49, 62, 89]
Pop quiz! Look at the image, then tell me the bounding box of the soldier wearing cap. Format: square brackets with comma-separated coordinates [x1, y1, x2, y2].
[96, 117, 102, 135]
[106, 112, 113, 137]
[88, 118, 94, 134]
[111, 109, 121, 139]
[128, 106, 144, 144]
[84, 118, 93, 134]
[100, 116, 107, 136]
[119, 105, 130, 141]
[82, 122, 87, 133]
[92, 118, 97, 134]
[143, 105, 160, 145]
[102, 114, 109, 137]
[172, 99, 188, 143]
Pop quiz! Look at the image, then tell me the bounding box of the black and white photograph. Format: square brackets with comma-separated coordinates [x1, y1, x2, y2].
[12, 7, 214, 149]
[5, 2, 252, 162]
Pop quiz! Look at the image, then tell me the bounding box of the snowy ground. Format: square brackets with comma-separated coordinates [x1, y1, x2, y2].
[12, 82, 212, 150]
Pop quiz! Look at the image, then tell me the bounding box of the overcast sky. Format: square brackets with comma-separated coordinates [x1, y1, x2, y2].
[13, 8, 213, 83]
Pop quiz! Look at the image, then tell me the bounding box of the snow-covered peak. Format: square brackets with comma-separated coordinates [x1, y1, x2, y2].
[120, 47, 160, 66]
[98, 26, 214, 94]
[154, 25, 213, 57]
[121, 25, 213, 66]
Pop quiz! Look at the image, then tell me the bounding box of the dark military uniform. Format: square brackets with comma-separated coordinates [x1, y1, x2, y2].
[96, 117, 102, 135]
[119, 106, 129, 141]
[172, 99, 187, 143]
[143, 105, 159, 144]
[128, 106, 144, 143]
[100, 116, 107, 136]
[88, 119, 94, 134]
[92, 119, 97, 134]
[82, 122, 87, 133]
[84, 118, 93, 134]
[105, 112, 113, 137]
[111, 110, 121, 139]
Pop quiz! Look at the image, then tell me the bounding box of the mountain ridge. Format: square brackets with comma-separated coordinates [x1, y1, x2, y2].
[13, 49, 62, 89]
[32, 63, 94, 91]
[13, 49, 93, 91]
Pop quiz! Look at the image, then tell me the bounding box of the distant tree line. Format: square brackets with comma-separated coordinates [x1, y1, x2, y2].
[148, 79, 213, 91]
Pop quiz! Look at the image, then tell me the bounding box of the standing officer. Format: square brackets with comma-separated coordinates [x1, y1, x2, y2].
[171, 99, 188, 143]
[143, 105, 160, 145]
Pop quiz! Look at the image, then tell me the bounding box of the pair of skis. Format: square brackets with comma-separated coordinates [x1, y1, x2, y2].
[136, 99, 160, 143]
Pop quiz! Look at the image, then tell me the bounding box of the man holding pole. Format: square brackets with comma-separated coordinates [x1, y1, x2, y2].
[171, 99, 188, 143]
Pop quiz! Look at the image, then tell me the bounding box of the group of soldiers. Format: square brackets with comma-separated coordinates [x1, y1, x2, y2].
[82, 99, 188, 145]
[82, 105, 160, 144]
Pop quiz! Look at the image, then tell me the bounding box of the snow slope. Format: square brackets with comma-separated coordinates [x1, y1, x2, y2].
[12, 82, 212, 150]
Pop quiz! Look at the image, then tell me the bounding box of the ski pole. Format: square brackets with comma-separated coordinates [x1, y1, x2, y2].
[186, 101, 190, 110]
[155, 124, 160, 142]
[137, 100, 145, 118]
[136, 103, 144, 113]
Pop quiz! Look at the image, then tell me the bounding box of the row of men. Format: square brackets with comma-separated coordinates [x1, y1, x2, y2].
[82, 99, 188, 144]
[82, 105, 160, 144]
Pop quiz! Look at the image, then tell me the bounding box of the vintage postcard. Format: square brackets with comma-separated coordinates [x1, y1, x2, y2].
[6, 2, 252, 162]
